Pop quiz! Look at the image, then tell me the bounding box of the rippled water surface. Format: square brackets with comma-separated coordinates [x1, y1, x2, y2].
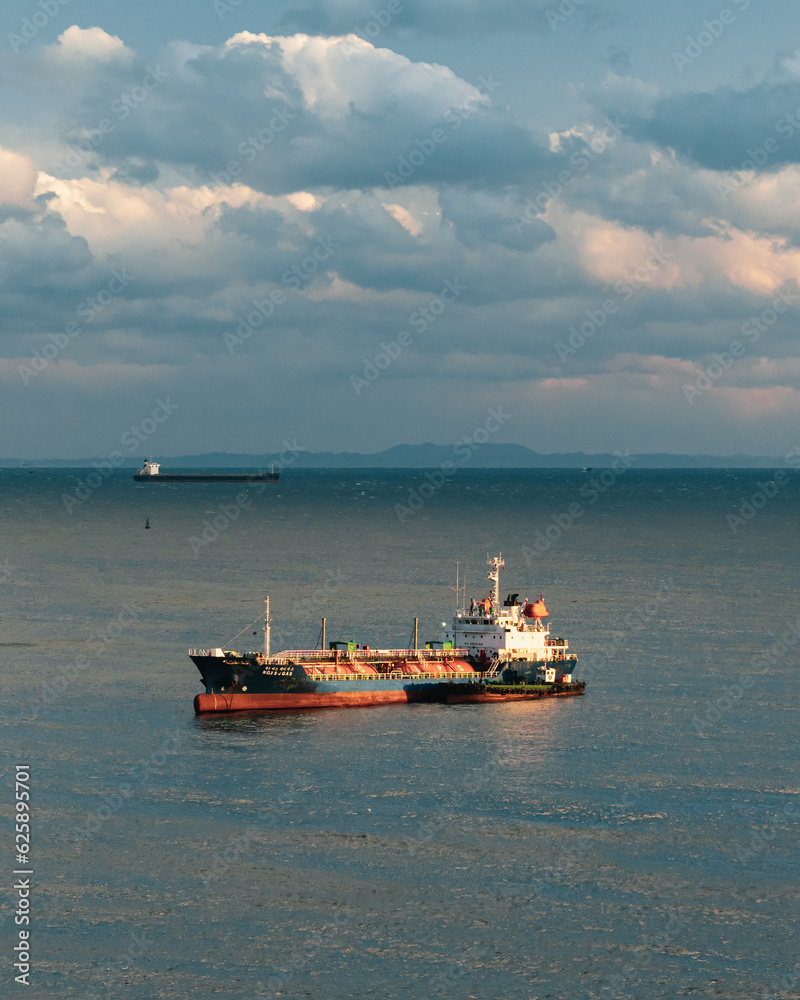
[1, 468, 798, 998]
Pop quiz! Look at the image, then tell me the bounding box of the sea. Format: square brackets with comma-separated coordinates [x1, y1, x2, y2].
[0, 467, 798, 999]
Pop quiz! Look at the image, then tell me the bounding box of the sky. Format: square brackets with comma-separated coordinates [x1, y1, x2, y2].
[2, 0, 800, 459]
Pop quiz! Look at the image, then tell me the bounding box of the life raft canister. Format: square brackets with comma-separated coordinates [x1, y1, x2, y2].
[523, 597, 548, 619]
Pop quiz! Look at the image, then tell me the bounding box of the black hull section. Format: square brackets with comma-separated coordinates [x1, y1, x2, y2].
[190, 655, 474, 697]
[191, 654, 282, 693]
[134, 473, 279, 482]
[466, 658, 578, 684]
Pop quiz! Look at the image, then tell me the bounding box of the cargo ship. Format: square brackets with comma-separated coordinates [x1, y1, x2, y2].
[134, 459, 279, 483]
[191, 555, 584, 713]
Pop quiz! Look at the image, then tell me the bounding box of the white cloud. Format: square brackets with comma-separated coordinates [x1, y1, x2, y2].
[6, 19, 800, 456]
[51, 26, 133, 64]
[223, 31, 481, 120]
[0, 147, 37, 206]
[382, 203, 423, 236]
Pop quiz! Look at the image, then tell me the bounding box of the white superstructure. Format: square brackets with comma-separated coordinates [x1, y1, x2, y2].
[444, 554, 576, 676]
[136, 459, 160, 476]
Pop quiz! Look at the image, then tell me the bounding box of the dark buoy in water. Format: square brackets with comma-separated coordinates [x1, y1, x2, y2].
[145, 518, 150, 529]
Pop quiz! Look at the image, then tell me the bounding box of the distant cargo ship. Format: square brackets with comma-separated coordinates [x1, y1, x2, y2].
[190, 554, 584, 713]
[133, 459, 279, 483]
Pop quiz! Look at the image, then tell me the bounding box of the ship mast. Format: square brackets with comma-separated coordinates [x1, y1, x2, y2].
[487, 553, 504, 607]
[449, 561, 466, 613]
[263, 597, 271, 658]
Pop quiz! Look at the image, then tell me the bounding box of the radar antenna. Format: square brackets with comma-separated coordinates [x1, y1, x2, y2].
[486, 554, 505, 607]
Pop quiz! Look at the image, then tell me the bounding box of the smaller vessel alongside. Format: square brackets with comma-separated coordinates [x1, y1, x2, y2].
[190, 555, 584, 714]
[134, 458, 279, 483]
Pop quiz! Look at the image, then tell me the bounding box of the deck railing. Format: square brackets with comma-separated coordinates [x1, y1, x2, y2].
[267, 647, 470, 664]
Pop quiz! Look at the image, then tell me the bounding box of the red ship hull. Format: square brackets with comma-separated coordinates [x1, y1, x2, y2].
[193, 681, 586, 714]
[194, 689, 413, 713]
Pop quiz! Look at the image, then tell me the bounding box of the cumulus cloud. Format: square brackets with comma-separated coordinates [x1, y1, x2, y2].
[42, 30, 552, 195]
[4, 20, 800, 457]
[625, 80, 800, 172]
[50, 26, 133, 63]
[0, 147, 38, 206]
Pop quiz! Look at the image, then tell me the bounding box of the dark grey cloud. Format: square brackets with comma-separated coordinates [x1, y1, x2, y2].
[604, 45, 632, 75]
[546, 136, 724, 239]
[109, 158, 161, 186]
[438, 187, 556, 251]
[208, 190, 571, 310]
[0, 207, 94, 341]
[625, 82, 800, 171]
[48, 33, 556, 195]
[277, 0, 558, 37]
[549, 284, 800, 375]
[5, 20, 800, 458]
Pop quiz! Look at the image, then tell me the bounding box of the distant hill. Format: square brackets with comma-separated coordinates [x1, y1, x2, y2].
[1, 444, 789, 468]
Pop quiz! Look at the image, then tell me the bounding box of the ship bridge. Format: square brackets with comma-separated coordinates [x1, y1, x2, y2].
[443, 554, 571, 667]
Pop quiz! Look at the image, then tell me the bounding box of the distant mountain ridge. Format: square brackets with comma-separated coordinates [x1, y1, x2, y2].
[1, 444, 789, 468]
